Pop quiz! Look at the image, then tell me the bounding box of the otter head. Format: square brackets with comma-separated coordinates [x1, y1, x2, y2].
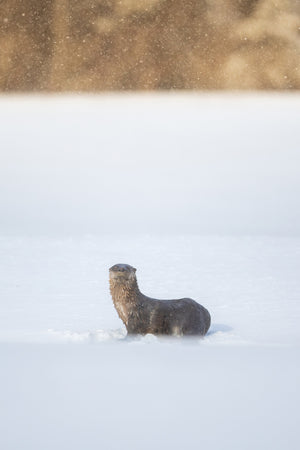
[109, 263, 137, 284]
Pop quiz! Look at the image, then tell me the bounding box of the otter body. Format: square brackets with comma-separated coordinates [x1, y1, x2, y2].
[109, 264, 211, 337]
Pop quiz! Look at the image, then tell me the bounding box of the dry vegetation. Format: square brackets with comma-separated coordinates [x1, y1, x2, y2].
[0, 0, 299, 91]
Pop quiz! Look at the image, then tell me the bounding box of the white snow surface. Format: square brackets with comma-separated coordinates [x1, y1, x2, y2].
[0, 94, 300, 450]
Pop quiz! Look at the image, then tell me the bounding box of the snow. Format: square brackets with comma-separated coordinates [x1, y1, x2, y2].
[1, 344, 299, 450]
[1, 93, 300, 236]
[1, 234, 300, 346]
[0, 94, 299, 449]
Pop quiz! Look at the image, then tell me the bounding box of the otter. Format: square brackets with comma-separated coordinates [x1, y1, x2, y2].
[109, 263, 211, 336]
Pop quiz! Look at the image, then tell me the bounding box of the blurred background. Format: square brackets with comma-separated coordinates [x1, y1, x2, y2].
[0, 0, 300, 236]
[0, 0, 299, 92]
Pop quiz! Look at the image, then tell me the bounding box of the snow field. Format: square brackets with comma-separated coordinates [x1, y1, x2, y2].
[0, 94, 299, 449]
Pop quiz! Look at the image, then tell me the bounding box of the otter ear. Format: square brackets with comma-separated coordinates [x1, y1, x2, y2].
[133, 267, 137, 273]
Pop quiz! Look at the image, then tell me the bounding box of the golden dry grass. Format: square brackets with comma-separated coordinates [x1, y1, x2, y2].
[0, 0, 299, 91]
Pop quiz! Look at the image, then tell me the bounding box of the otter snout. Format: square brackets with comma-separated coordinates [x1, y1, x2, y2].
[109, 263, 136, 280]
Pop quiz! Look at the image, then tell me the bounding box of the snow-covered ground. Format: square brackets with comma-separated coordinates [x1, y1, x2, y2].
[0, 94, 299, 449]
[1, 234, 300, 347]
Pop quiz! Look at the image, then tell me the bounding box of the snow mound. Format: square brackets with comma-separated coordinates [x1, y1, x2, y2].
[47, 327, 127, 343]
